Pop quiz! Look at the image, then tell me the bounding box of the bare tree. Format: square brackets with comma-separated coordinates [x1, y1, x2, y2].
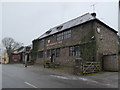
[2, 37, 23, 63]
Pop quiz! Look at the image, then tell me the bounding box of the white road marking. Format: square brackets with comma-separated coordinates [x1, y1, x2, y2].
[50, 75, 116, 88]
[50, 75, 69, 80]
[78, 77, 88, 81]
[24, 82, 38, 88]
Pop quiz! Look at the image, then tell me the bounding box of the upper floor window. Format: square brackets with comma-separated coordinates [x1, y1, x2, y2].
[64, 30, 71, 39]
[39, 39, 44, 48]
[37, 51, 44, 58]
[57, 30, 71, 41]
[57, 33, 62, 41]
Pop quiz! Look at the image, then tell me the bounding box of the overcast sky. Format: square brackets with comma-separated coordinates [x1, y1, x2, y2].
[1, 1, 118, 46]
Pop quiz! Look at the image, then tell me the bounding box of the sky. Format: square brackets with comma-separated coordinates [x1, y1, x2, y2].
[0, 1, 119, 46]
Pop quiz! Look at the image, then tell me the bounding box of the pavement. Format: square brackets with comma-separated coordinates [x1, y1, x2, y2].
[2, 64, 119, 88]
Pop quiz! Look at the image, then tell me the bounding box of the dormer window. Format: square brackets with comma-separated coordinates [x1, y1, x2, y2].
[45, 30, 52, 34]
[56, 26, 63, 30]
[80, 19, 83, 22]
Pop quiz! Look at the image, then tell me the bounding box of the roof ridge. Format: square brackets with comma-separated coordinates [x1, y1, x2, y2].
[51, 13, 91, 29]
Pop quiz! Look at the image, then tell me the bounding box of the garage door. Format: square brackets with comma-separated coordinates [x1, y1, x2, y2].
[103, 55, 118, 71]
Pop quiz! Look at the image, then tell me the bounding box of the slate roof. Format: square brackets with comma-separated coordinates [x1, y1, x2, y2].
[37, 13, 95, 40]
[17, 44, 33, 53]
[35, 13, 117, 40]
[26, 44, 33, 49]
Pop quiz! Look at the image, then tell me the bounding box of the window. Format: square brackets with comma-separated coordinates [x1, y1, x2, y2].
[56, 48, 60, 57]
[63, 31, 67, 39]
[57, 30, 71, 41]
[67, 30, 71, 38]
[69, 45, 80, 56]
[57, 33, 62, 41]
[61, 32, 64, 40]
[37, 51, 43, 58]
[45, 30, 52, 34]
[47, 50, 51, 57]
[39, 39, 44, 48]
[69, 46, 74, 56]
[56, 26, 63, 30]
[74, 46, 80, 56]
[47, 48, 61, 58]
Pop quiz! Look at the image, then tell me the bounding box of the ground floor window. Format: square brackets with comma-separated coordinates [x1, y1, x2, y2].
[37, 51, 43, 58]
[56, 48, 60, 57]
[47, 50, 50, 57]
[47, 48, 61, 58]
[69, 45, 80, 56]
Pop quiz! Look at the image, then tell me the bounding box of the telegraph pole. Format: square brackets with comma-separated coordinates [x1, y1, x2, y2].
[118, 0, 120, 36]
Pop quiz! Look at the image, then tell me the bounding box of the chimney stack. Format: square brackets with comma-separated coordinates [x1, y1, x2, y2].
[91, 13, 96, 17]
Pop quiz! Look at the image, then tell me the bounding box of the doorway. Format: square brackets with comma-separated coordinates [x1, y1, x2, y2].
[51, 49, 56, 62]
[103, 54, 118, 71]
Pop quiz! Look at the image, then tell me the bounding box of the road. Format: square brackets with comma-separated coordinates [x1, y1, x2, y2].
[2, 64, 118, 88]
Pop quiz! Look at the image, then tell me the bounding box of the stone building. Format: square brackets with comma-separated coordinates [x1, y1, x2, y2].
[118, 36, 120, 71]
[2, 53, 9, 64]
[15, 45, 33, 63]
[32, 13, 119, 71]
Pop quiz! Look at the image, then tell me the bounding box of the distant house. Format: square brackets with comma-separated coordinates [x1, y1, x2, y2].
[11, 45, 33, 63]
[16, 46, 25, 63]
[32, 13, 119, 71]
[2, 53, 9, 64]
[24, 45, 33, 63]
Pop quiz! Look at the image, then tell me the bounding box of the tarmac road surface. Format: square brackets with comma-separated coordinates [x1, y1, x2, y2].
[2, 64, 118, 88]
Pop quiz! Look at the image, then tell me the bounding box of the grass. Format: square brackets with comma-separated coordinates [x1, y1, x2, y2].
[33, 63, 104, 76]
[82, 72, 105, 76]
[34, 62, 43, 65]
[45, 65, 74, 74]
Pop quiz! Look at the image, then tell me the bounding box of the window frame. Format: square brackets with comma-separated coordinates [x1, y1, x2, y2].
[56, 48, 60, 57]
[37, 51, 44, 58]
[39, 39, 44, 49]
[47, 50, 51, 57]
[57, 30, 71, 41]
[69, 45, 80, 56]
